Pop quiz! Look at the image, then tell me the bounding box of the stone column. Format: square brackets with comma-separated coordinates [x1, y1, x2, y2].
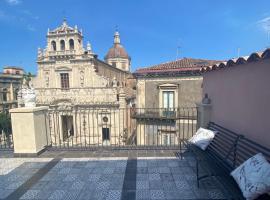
[196, 103, 212, 129]
[196, 93, 212, 129]
[10, 106, 50, 156]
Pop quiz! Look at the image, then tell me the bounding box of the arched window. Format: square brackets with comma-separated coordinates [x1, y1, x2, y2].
[69, 39, 74, 50]
[60, 40, 65, 51]
[3, 88, 7, 102]
[51, 41, 56, 51]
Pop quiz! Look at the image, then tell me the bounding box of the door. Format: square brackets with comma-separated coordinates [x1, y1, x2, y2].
[102, 128, 110, 145]
[163, 91, 175, 117]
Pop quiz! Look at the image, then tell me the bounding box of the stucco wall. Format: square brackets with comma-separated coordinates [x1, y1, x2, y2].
[143, 77, 202, 108]
[203, 59, 270, 147]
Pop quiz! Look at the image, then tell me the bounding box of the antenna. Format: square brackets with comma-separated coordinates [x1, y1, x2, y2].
[176, 39, 181, 60]
[237, 48, 240, 58]
[267, 23, 270, 48]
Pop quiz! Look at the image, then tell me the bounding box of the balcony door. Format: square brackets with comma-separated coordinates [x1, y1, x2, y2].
[163, 91, 175, 117]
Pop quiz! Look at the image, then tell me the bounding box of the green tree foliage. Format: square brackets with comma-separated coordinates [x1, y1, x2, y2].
[0, 112, 12, 136]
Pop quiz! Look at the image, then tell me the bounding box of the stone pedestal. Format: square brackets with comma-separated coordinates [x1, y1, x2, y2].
[10, 106, 50, 156]
[196, 103, 212, 129]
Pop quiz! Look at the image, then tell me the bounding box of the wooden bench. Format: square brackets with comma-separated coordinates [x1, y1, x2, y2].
[183, 122, 270, 200]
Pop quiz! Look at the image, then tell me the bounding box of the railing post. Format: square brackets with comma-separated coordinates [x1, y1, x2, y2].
[9, 106, 50, 156]
[196, 94, 212, 129]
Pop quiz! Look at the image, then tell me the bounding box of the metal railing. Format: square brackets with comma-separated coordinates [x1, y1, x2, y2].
[46, 107, 197, 150]
[0, 130, 13, 150]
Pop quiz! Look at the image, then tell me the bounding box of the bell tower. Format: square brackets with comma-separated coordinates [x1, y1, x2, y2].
[46, 19, 84, 57]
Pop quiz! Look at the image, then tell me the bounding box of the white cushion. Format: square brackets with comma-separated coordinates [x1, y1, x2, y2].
[188, 127, 216, 150]
[231, 153, 270, 200]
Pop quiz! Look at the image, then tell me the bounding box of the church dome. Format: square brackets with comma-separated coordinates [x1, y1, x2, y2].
[104, 31, 130, 60]
[105, 44, 130, 60]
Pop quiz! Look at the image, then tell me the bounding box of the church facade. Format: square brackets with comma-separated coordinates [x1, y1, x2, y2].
[33, 20, 136, 147]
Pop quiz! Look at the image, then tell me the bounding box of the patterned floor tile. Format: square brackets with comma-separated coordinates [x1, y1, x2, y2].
[48, 190, 66, 200]
[96, 181, 110, 190]
[71, 180, 85, 190]
[0, 189, 14, 199]
[136, 189, 150, 199]
[149, 180, 163, 190]
[136, 180, 149, 189]
[137, 174, 148, 181]
[208, 189, 226, 199]
[63, 174, 78, 182]
[175, 180, 190, 190]
[164, 190, 182, 200]
[149, 173, 161, 181]
[19, 190, 39, 199]
[105, 190, 122, 200]
[150, 190, 165, 199]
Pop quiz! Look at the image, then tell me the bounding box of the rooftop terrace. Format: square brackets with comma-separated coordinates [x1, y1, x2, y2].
[0, 150, 228, 200]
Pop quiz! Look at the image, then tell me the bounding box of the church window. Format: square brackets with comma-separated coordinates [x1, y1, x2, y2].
[69, 39, 74, 50]
[51, 41, 56, 51]
[60, 73, 69, 89]
[60, 40, 65, 51]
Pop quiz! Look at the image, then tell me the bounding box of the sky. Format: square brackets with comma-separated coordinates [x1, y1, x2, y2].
[0, 0, 270, 73]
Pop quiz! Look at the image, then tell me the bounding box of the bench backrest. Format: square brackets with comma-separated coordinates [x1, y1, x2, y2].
[207, 122, 270, 171]
[235, 136, 270, 167]
[206, 122, 241, 171]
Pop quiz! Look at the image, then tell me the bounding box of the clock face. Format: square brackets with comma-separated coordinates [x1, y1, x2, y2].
[103, 116, 108, 123]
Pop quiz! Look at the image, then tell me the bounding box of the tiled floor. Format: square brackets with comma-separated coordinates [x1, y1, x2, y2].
[0, 151, 226, 200]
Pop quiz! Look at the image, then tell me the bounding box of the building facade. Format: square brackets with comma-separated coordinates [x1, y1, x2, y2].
[33, 20, 135, 147]
[133, 58, 220, 146]
[0, 67, 24, 113]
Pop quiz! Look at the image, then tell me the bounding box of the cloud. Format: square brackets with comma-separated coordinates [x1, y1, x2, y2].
[257, 16, 270, 32]
[0, 9, 36, 32]
[5, 0, 21, 6]
[20, 10, 39, 20]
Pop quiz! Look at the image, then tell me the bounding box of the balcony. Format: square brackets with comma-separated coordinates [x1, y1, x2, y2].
[131, 108, 197, 121]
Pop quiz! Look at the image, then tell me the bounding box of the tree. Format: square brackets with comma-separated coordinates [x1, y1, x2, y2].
[0, 112, 12, 136]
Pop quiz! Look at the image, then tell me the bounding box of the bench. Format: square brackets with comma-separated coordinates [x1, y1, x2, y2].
[183, 122, 270, 200]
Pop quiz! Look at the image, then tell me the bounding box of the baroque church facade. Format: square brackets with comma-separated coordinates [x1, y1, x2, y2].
[33, 20, 136, 147]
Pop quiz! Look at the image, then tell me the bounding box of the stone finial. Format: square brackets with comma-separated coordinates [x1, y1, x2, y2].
[202, 93, 211, 104]
[87, 41, 92, 52]
[114, 30, 120, 44]
[37, 47, 42, 57]
[62, 18, 67, 27]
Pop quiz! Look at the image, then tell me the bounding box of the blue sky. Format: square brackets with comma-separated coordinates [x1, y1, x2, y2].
[0, 0, 270, 73]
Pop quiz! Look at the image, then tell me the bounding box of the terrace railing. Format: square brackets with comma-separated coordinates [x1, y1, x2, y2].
[46, 107, 197, 150]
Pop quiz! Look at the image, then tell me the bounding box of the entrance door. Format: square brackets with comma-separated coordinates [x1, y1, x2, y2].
[62, 116, 74, 141]
[102, 128, 110, 145]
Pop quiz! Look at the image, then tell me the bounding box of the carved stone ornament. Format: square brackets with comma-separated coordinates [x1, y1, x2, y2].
[18, 79, 36, 108]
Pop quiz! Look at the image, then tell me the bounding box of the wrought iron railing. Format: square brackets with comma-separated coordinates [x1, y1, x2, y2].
[0, 131, 13, 150]
[46, 107, 197, 150]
